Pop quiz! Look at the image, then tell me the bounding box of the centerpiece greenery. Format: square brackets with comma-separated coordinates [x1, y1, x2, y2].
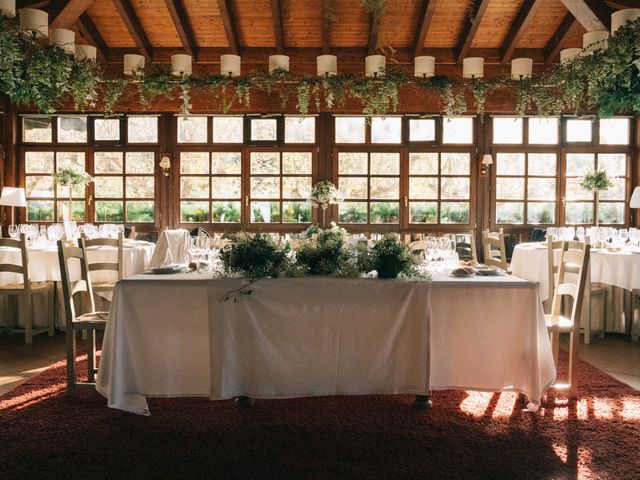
[308, 181, 341, 225]
[51, 167, 93, 221]
[295, 223, 355, 276]
[361, 234, 420, 279]
[580, 169, 615, 227]
[218, 232, 290, 279]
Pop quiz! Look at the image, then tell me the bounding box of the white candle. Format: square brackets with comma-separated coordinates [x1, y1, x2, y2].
[414, 56, 435, 78]
[317, 55, 337, 76]
[50, 29, 75, 55]
[171, 54, 192, 76]
[269, 55, 289, 72]
[510, 58, 532, 80]
[19, 8, 48, 38]
[0, 0, 15, 17]
[123, 54, 145, 75]
[220, 54, 241, 77]
[75, 44, 97, 61]
[611, 9, 640, 34]
[462, 57, 484, 79]
[365, 55, 385, 77]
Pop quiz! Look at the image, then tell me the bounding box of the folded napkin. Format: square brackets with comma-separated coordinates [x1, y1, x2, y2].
[149, 229, 191, 268]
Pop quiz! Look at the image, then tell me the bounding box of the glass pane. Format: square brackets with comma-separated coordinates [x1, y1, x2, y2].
[527, 178, 556, 200]
[598, 153, 626, 176]
[599, 178, 625, 200]
[409, 177, 438, 199]
[213, 116, 244, 143]
[409, 119, 435, 142]
[211, 177, 241, 198]
[180, 177, 209, 198]
[495, 202, 524, 224]
[496, 153, 524, 175]
[95, 176, 123, 198]
[493, 117, 522, 144]
[251, 177, 280, 198]
[56, 183, 85, 198]
[250, 152, 280, 174]
[370, 202, 399, 223]
[126, 152, 155, 174]
[496, 178, 525, 200]
[56, 151, 85, 171]
[339, 177, 368, 199]
[441, 153, 470, 175]
[527, 202, 555, 224]
[598, 203, 624, 224]
[284, 117, 315, 143]
[338, 152, 368, 174]
[23, 117, 52, 142]
[250, 118, 277, 141]
[528, 117, 558, 144]
[95, 118, 120, 141]
[370, 177, 399, 199]
[442, 117, 473, 144]
[441, 177, 470, 199]
[566, 178, 594, 200]
[177, 116, 208, 143]
[26, 176, 54, 198]
[566, 153, 595, 176]
[335, 117, 365, 143]
[251, 202, 280, 222]
[181, 152, 209, 174]
[212, 201, 241, 223]
[282, 177, 312, 199]
[283, 201, 311, 223]
[566, 119, 591, 142]
[25, 151, 54, 173]
[339, 202, 367, 223]
[282, 152, 312, 174]
[371, 117, 401, 143]
[27, 200, 54, 221]
[370, 152, 399, 175]
[126, 176, 154, 198]
[58, 116, 87, 143]
[181, 201, 209, 222]
[56, 201, 85, 221]
[409, 202, 437, 223]
[565, 202, 593, 224]
[440, 202, 469, 223]
[94, 152, 123, 174]
[600, 118, 629, 145]
[211, 152, 241, 174]
[126, 201, 154, 222]
[409, 152, 438, 175]
[95, 201, 123, 222]
[528, 153, 556, 176]
[128, 117, 158, 143]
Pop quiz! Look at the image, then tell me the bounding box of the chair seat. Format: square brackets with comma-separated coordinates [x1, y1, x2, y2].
[0, 281, 53, 294]
[92, 282, 116, 292]
[545, 314, 574, 332]
[73, 311, 109, 329]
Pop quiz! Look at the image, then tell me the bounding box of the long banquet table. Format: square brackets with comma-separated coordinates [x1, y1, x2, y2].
[97, 272, 555, 416]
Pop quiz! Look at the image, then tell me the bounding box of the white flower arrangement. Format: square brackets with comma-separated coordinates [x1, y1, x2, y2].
[308, 181, 341, 211]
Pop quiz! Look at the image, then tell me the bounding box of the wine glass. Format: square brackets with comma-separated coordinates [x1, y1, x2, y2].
[8, 225, 18, 240]
[618, 229, 628, 247]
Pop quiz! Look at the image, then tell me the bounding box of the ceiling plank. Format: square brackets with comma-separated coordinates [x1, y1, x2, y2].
[454, 0, 491, 64]
[544, 13, 579, 63]
[367, 16, 380, 55]
[217, 0, 240, 55]
[77, 13, 108, 58]
[111, 0, 153, 59]
[605, 0, 640, 8]
[163, 0, 197, 59]
[322, 0, 331, 54]
[500, 0, 543, 63]
[413, 0, 438, 58]
[270, 0, 285, 54]
[49, 0, 95, 29]
[560, 0, 612, 31]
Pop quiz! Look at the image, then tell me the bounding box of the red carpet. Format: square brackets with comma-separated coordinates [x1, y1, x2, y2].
[1, 352, 640, 480]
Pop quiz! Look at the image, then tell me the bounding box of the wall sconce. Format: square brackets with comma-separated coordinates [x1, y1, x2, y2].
[480, 154, 493, 176]
[159, 156, 171, 176]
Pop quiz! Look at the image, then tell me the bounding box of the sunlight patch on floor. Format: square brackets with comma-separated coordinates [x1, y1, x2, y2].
[459, 391, 493, 417]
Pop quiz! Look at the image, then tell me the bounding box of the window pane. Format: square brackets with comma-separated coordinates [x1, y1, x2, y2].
[493, 117, 522, 144]
[27, 200, 54, 221]
[211, 177, 241, 198]
[370, 152, 399, 175]
[496, 153, 525, 175]
[251, 177, 280, 198]
[566, 119, 591, 142]
[598, 203, 624, 224]
[250, 118, 277, 141]
[212, 152, 241, 174]
[440, 202, 469, 223]
[566, 178, 594, 200]
[25, 151, 54, 173]
[339, 177, 368, 199]
[335, 117, 365, 143]
[56, 151, 85, 171]
[126, 176, 154, 198]
[58, 116, 87, 143]
[409, 178, 438, 199]
[527, 203, 555, 224]
[598, 153, 626, 176]
[181, 152, 209, 174]
[565, 202, 593, 224]
[528, 117, 558, 144]
[251, 202, 280, 222]
[56, 201, 85, 221]
[250, 152, 280, 174]
[527, 178, 556, 200]
[282, 152, 312, 174]
[496, 178, 524, 200]
[126, 201, 154, 222]
[441, 177, 470, 199]
[371, 117, 401, 143]
[23, 117, 52, 143]
[181, 177, 209, 198]
[566, 153, 595, 176]
[213, 117, 243, 143]
[528, 153, 556, 176]
[128, 117, 158, 143]
[95, 118, 120, 141]
[95, 177, 123, 198]
[212, 201, 241, 223]
[94, 152, 123, 174]
[126, 152, 155, 174]
[181, 201, 209, 222]
[283, 201, 311, 223]
[409, 152, 438, 174]
[441, 153, 470, 175]
[370, 202, 399, 223]
[370, 178, 399, 199]
[339, 202, 367, 223]
[284, 117, 315, 143]
[600, 118, 629, 145]
[409, 202, 438, 223]
[409, 119, 435, 142]
[282, 177, 312, 199]
[177, 116, 208, 143]
[496, 202, 524, 224]
[338, 152, 368, 174]
[95, 201, 123, 222]
[26, 176, 54, 197]
[442, 117, 473, 144]
[599, 178, 625, 200]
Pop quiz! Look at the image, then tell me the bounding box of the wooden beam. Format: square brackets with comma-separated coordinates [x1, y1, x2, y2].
[77, 13, 108, 58]
[16, 0, 48, 8]
[544, 13, 579, 63]
[111, 0, 152, 59]
[500, 0, 543, 63]
[560, 0, 612, 31]
[49, 0, 94, 29]
[322, 0, 331, 54]
[163, 0, 197, 59]
[270, 0, 285, 54]
[605, 0, 640, 8]
[367, 16, 380, 55]
[413, 0, 438, 58]
[454, 0, 491, 64]
[217, 0, 239, 55]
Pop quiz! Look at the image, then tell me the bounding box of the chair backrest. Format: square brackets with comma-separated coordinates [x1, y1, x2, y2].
[482, 228, 507, 270]
[124, 225, 136, 239]
[550, 241, 590, 327]
[0, 234, 30, 292]
[546, 235, 564, 303]
[454, 230, 478, 262]
[57, 240, 96, 329]
[80, 233, 124, 281]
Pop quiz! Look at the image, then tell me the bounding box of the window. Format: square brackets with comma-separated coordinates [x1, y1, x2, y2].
[177, 116, 208, 143]
[566, 119, 592, 143]
[128, 116, 158, 143]
[250, 118, 278, 142]
[335, 117, 365, 143]
[95, 118, 121, 142]
[23, 117, 52, 143]
[371, 117, 401, 144]
[408, 118, 436, 142]
[493, 117, 523, 144]
[285, 117, 315, 143]
[442, 117, 473, 144]
[600, 118, 630, 145]
[58, 116, 88, 143]
[528, 118, 558, 145]
[213, 116, 243, 143]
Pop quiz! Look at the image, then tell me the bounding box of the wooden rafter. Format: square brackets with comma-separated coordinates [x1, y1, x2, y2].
[77, 13, 108, 58]
[111, 0, 153, 59]
[413, 0, 438, 58]
[270, 0, 285, 54]
[16, 0, 49, 8]
[322, 0, 331, 54]
[49, 0, 95, 29]
[605, 0, 640, 8]
[217, 0, 240, 55]
[544, 13, 579, 63]
[367, 16, 380, 55]
[454, 0, 491, 64]
[560, 0, 612, 31]
[500, 0, 543, 63]
[163, 0, 197, 59]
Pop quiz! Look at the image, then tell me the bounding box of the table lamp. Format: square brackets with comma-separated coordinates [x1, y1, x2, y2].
[0, 186, 27, 226]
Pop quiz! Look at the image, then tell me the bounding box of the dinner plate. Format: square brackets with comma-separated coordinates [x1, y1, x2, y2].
[149, 265, 183, 274]
[476, 268, 500, 276]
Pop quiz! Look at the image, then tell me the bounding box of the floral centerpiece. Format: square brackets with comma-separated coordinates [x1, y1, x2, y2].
[295, 222, 353, 276]
[364, 233, 420, 279]
[580, 169, 614, 227]
[51, 166, 93, 222]
[308, 181, 341, 225]
[218, 232, 290, 279]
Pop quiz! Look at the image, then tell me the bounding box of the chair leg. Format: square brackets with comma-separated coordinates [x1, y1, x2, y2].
[633, 294, 640, 342]
[67, 329, 76, 394]
[87, 329, 96, 383]
[47, 288, 55, 337]
[568, 331, 580, 400]
[551, 331, 560, 367]
[24, 295, 32, 344]
[584, 279, 591, 345]
[599, 291, 607, 339]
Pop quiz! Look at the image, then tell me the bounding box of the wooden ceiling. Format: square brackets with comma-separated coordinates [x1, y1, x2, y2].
[17, 0, 640, 69]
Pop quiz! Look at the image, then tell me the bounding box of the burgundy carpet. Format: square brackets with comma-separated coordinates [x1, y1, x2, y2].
[1, 352, 640, 480]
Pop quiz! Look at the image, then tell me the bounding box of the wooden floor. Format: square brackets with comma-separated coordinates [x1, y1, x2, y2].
[1, 332, 640, 397]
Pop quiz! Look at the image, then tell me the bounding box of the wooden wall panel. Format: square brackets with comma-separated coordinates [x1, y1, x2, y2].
[330, 0, 369, 48]
[377, 0, 422, 50]
[234, 0, 276, 47]
[560, 21, 587, 49]
[472, 0, 525, 48]
[87, 0, 136, 48]
[423, 0, 472, 48]
[182, 0, 228, 47]
[280, 0, 322, 48]
[130, 0, 182, 47]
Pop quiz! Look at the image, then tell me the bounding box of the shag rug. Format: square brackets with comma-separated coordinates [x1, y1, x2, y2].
[1, 352, 639, 480]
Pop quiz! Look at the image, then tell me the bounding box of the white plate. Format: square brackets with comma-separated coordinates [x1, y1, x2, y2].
[149, 266, 183, 274]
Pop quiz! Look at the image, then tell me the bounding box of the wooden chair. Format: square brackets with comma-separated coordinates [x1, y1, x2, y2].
[482, 229, 508, 271]
[57, 240, 109, 393]
[455, 230, 478, 262]
[80, 233, 123, 296]
[545, 240, 590, 399]
[409, 239, 428, 260]
[0, 234, 54, 343]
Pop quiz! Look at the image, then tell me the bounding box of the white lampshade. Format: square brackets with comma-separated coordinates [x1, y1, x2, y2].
[462, 57, 484, 79]
[75, 44, 97, 61]
[611, 9, 640, 34]
[19, 8, 48, 38]
[220, 54, 241, 77]
[171, 54, 192, 76]
[0, 0, 16, 17]
[123, 54, 145, 75]
[511, 58, 533, 80]
[50, 28, 75, 55]
[365, 55, 385, 77]
[0, 187, 27, 207]
[631, 187, 640, 208]
[414, 56, 435, 78]
[481, 154, 493, 166]
[560, 48, 581, 63]
[583, 31, 608, 53]
[317, 54, 337, 76]
[269, 54, 289, 72]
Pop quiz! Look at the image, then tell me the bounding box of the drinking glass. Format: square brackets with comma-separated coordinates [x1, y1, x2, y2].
[576, 227, 585, 242]
[618, 229, 628, 246]
[8, 225, 18, 240]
